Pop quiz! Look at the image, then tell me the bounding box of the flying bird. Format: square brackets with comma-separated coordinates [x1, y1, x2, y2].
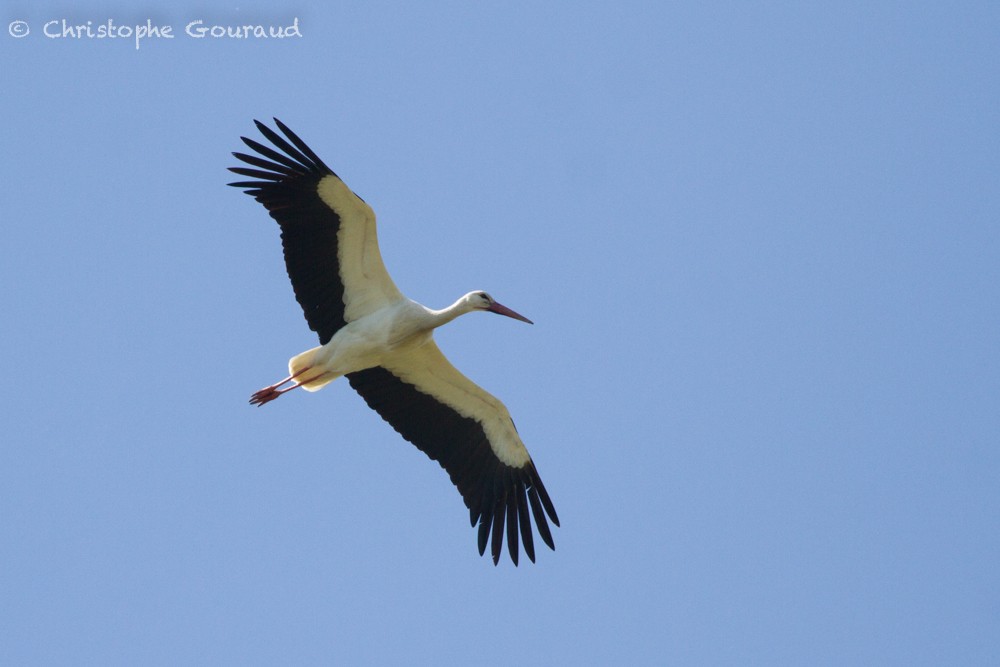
[228, 119, 559, 565]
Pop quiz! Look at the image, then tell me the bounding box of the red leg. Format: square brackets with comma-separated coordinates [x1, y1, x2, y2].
[249, 368, 309, 407]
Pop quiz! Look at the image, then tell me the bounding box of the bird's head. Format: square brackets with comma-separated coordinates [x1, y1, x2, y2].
[468, 291, 533, 324]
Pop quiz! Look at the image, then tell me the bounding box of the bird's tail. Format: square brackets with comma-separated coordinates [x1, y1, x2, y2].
[288, 346, 339, 392]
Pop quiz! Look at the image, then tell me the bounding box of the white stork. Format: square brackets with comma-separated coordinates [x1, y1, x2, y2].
[228, 119, 559, 565]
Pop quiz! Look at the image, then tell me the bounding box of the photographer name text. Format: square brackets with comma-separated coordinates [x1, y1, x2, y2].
[7, 18, 302, 49]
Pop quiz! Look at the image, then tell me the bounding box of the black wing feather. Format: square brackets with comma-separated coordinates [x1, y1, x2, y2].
[527, 485, 555, 551]
[240, 136, 304, 172]
[228, 119, 347, 344]
[273, 117, 334, 174]
[491, 497, 506, 565]
[253, 119, 317, 171]
[516, 484, 535, 563]
[347, 366, 559, 565]
[505, 489, 519, 566]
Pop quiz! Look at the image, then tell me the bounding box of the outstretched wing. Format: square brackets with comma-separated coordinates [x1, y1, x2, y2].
[228, 118, 402, 344]
[347, 341, 559, 565]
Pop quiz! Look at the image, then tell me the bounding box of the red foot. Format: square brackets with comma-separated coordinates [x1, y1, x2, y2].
[250, 386, 282, 406]
[250, 368, 312, 407]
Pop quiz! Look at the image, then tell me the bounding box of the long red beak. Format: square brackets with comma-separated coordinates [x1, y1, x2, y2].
[488, 301, 533, 324]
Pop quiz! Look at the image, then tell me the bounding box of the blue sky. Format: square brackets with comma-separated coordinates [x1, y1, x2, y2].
[2, 2, 998, 664]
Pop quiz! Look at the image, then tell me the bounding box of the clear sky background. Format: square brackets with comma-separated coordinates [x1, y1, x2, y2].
[2, 2, 998, 665]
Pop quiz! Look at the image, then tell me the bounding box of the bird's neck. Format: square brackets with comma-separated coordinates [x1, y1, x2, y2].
[427, 296, 474, 329]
